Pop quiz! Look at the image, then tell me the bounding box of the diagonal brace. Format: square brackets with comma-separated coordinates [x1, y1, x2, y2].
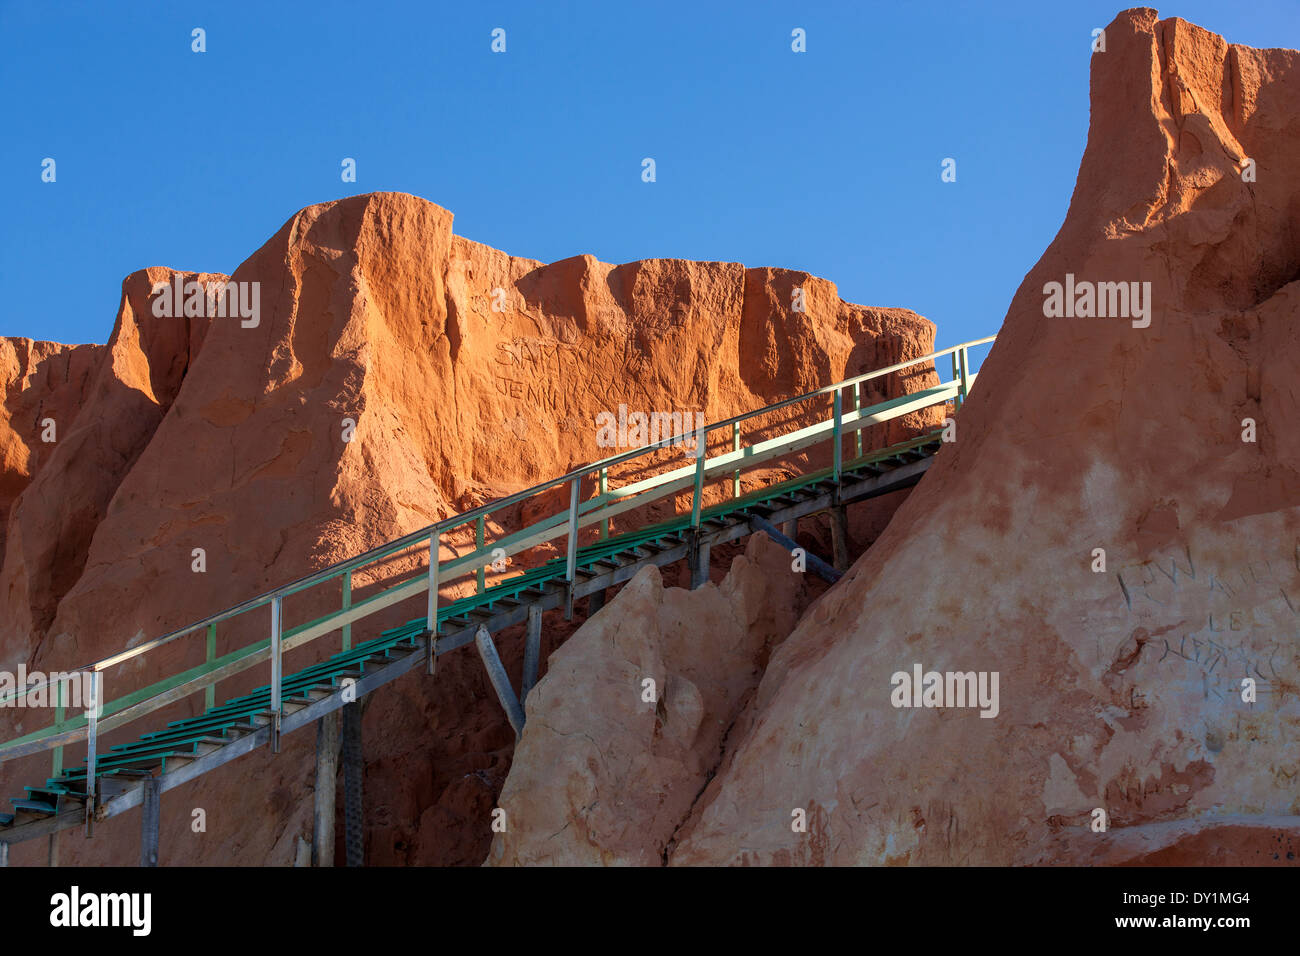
[474, 626, 526, 737]
[749, 514, 843, 584]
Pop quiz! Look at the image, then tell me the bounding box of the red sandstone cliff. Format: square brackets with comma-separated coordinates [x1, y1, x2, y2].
[0, 193, 939, 865]
[658, 8, 1300, 865]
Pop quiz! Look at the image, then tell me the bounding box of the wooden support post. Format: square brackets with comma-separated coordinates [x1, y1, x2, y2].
[342, 701, 364, 867]
[140, 776, 161, 867]
[587, 588, 606, 615]
[522, 604, 542, 705]
[0, 841, 8, 867]
[690, 536, 711, 590]
[751, 515, 843, 584]
[781, 517, 797, 539]
[475, 626, 526, 736]
[48, 828, 61, 867]
[830, 504, 850, 572]
[312, 710, 339, 867]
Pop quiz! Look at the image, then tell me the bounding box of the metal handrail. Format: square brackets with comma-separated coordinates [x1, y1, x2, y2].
[0, 334, 995, 756]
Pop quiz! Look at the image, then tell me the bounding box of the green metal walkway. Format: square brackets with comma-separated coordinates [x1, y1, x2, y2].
[0, 335, 993, 862]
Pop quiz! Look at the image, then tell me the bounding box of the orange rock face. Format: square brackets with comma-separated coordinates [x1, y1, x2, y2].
[486, 532, 809, 866]
[666, 9, 1300, 866]
[0, 192, 939, 865]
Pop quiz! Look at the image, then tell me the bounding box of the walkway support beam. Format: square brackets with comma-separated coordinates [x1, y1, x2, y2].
[690, 536, 711, 590]
[751, 515, 842, 584]
[312, 710, 339, 867]
[343, 701, 363, 867]
[475, 626, 526, 737]
[521, 605, 542, 705]
[830, 505, 850, 572]
[140, 776, 161, 867]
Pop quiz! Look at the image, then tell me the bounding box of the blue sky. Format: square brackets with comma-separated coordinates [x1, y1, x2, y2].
[2, 1, 1296, 354]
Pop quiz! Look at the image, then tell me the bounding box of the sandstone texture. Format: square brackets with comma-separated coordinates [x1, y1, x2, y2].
[664, 9, 1300, 865]
[486, 532, 808, 866]
[0, 193, 938, 865]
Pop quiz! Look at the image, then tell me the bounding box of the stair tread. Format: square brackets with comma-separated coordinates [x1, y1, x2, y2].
[11, 798, 56, 814]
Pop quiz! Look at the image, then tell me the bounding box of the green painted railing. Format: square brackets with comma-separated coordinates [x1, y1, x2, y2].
[0, 334, 994, 829]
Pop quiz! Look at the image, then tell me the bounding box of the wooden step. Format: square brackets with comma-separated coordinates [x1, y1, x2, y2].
[11, 798, 56, 815]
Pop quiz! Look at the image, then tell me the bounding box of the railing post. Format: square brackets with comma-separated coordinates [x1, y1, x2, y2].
[425, 532, 440, 675]
[52, 682, 64, 778]
[832, 390, 843, 485]
[475, 515, 486, 594]
[958, 347, 970, 403]
[205, 622, 217, 709]
[565, 477, 580, 620]
[341, 570, 352, 652]
[598, 468, 609, 540]
[731, 422, 740, 498]
[270, 596, 282, 754]
[852, 382, 862, 460]
[690, 427, 708, 529]
[84, 670, 99, 838]
[951, 350, 963, 410]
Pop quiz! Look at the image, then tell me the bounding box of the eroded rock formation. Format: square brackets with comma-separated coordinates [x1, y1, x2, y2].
[664, 8, 1300, 865]
[0, 192, 939, 865]
[486, 532, 809, 866]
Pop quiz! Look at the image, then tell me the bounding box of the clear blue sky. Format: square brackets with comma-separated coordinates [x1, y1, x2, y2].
[2, 1, 1296, 352]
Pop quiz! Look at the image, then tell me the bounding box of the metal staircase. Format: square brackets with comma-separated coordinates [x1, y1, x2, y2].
[0, 335, 993, 863]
